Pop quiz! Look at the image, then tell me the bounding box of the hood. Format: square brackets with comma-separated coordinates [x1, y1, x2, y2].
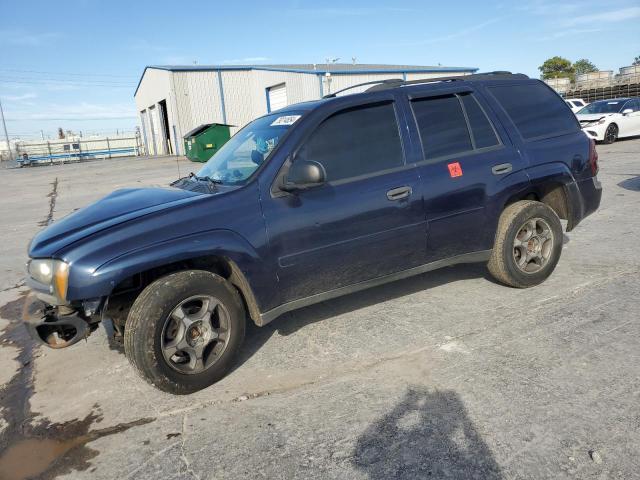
[577, 113, 613, 122]
[29, 187, 206, 258]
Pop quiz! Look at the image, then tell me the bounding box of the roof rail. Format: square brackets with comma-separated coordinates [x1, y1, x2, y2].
[321, 71, 527, 98]
[322, 79, 404, 98]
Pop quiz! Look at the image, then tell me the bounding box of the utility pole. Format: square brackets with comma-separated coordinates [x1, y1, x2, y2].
[0, 97, 12, 162]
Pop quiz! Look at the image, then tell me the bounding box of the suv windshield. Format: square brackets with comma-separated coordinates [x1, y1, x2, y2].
[195, 112, 302, 185]
[577, 100, 625, 115]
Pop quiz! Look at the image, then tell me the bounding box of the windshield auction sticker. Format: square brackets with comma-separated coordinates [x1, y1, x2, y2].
[271, 115, 301, 126]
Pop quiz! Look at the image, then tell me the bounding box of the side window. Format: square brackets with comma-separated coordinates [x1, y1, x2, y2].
[626, 99, 640, 112]
[488, 82, 579, 140]
[411, 95, 472, 160]
[296, 102, 404, 182]
[460, 94, 500, 149]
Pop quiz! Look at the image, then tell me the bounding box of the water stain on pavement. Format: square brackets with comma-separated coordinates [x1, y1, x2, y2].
[0, 293, 155, 479]
[0, 410, 154, 480]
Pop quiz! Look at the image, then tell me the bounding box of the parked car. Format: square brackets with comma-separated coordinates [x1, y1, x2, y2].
[577, 97, 640, 144]
[565, 98, 588, 113]
[24, 72, 602, 394]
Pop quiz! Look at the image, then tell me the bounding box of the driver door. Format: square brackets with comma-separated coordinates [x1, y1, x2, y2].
[260, 97, 426, 306]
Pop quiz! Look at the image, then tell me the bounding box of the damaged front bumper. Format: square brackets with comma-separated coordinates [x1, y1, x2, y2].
[22, 294, 93, 348]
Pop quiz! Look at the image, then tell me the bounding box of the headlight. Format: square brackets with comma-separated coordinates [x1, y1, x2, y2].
[28, 259, 70, 299]
[597, 118, 606, 125]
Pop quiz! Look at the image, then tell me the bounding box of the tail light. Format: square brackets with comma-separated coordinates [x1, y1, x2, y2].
[588, 138, 599, 176]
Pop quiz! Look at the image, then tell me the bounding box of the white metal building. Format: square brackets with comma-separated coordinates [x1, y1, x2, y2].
[134, 63, 477, 156]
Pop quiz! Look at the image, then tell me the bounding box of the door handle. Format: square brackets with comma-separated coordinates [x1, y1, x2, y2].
[387, 186, 412, 201]
[492, 163, 512, 175]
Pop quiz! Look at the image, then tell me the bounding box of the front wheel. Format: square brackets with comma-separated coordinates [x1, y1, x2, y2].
[488, 200, 563, 288]
[603, 123, 618, 144]
[124, 270, 246, 394]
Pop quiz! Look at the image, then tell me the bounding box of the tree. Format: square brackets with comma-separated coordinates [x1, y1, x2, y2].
[573, 59, 597, 76]
[539, 56, 574, 81]
[633, 56, 640, 66]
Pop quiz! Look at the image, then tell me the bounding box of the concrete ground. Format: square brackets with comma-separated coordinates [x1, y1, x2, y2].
[0, 142, 638, 479]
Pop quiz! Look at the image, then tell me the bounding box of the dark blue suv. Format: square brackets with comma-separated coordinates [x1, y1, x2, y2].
[24, 72, 601, 393]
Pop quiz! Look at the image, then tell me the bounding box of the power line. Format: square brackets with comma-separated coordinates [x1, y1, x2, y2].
[6, 116, 137, 121]
[0, 75, 135, 85]
[0, 78, 135, 88]
[0, 68, 138, 79]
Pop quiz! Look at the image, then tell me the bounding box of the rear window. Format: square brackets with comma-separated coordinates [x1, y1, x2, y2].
[411, 95, 473, 160]
[488, 82, 579, 140]
[410, 93, 500, 161]
[460, 93, 500, 149]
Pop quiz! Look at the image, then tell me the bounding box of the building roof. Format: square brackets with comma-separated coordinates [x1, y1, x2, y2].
[135, 63, 478, 96]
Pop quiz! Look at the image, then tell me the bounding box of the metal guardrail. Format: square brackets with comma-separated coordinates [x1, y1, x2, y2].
[8, 136, 144, 165]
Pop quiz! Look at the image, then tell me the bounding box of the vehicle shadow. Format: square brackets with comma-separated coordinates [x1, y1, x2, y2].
[236, 262, 492, 368]
[352, 386, 503, 479]
[617, 175, 640, 192]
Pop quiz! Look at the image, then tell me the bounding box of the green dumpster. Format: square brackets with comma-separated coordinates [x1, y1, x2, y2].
[183, 123, 233, 162]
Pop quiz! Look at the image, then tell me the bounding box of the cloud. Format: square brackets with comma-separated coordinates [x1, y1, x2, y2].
[536, 28, 603, 41]
[0, 29, 61, 47]
[384, 17, 505, 47]
[288, 7, 414, 16]
[221, 57, 270, 64]
[518, 1, 583, 16]
[2, 93, 37, 102]
[563, 7, 640, 26]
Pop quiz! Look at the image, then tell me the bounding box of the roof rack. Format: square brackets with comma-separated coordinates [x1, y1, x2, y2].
[322, 71, 527, 98]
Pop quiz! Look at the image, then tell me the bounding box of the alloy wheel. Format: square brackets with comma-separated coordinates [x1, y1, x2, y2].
[512, 218, 554, 274]
[161, 295, 231, 374]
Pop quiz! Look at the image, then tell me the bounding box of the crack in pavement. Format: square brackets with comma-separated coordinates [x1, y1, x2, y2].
[180, 413, 201, 480]
[38, 177, 58, 227]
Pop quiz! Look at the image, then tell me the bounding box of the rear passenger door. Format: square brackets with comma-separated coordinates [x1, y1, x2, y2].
[620, 99, 640, 137]
[404, 88, 529, 261]
[262, 96, 426, 304]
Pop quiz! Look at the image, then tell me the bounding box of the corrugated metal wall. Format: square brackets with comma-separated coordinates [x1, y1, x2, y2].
[135, 68, 474, 156]
[172, 71, 224, 137]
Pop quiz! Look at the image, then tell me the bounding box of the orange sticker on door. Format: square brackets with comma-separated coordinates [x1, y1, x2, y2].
[448, 162, 463, 178]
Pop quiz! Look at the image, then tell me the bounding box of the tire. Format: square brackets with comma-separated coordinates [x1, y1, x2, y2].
[124, 270, 246, 394]
[603, 123, 618, 144]
[487, 200, 563, 288]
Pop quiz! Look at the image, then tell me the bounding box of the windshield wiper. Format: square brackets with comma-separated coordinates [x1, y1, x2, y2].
[194, 174, 223, 185]
[170, 172, 222, 191]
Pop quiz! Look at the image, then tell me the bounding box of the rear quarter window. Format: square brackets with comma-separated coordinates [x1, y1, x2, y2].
[488, 82, 579, 140]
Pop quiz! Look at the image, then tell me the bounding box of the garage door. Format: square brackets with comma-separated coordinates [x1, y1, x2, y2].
[268, 84, 288, 112]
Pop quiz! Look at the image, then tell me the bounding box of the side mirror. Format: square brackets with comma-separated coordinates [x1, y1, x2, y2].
[281, 160, 326, 192]
[622, 108, 633, 115]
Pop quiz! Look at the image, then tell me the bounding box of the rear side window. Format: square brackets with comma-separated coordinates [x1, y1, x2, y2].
[460, 94, 500, 149]
[626, 99, 640, 112]
[488, 82, 579, 140]
[296, 102, 404, 182]
[411, 95, 472, 160]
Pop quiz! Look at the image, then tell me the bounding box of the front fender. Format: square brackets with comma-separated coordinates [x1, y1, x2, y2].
[65, 229, 273, 308]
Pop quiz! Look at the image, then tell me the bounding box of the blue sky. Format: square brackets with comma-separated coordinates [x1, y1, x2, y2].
[1, 0, 639, 139]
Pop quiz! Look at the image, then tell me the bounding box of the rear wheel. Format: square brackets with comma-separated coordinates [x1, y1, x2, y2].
[488, 200, 563, 288]
[603, 123, 618, 144]
[124, 270, 245, 394]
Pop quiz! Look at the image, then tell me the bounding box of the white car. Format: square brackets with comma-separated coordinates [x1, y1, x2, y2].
[577, 98, 640, 144]
[565, 98, 588, 113]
